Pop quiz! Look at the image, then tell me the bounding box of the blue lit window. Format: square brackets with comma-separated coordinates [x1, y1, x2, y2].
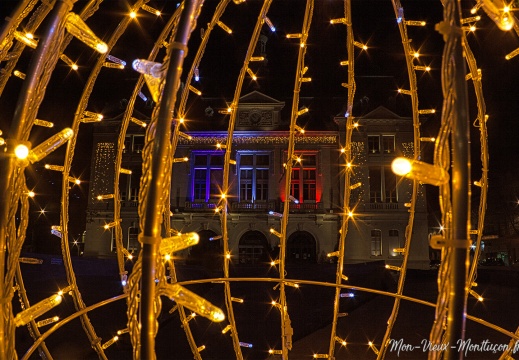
[191, 152, 223, 201]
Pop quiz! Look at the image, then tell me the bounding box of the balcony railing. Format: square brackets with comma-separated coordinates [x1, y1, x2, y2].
[185, 201, 219, 211]
[182, 200, 324, 213]
[286, 202, 323, 212]
[231, 201, 275, 211]
[368, 202, 402, 210]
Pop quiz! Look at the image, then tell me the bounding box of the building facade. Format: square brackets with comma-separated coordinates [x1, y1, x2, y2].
[84, 92, 430, 269]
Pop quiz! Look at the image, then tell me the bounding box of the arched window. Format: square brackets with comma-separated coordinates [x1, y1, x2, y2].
[238, 231, 270, 264]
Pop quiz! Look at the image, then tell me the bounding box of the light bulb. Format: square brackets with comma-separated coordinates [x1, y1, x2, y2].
[101, 336, 119, 349]
[36, 316, 59, 327]
[349, 182, 362, 190]
[340, 292, 354, 298]
[161, 283, 225, 322]
[132, 59, 163, 78]
[97, 194, 114, 200]
[106, 55, 126, 66]
[102, 62, 124, 69]
[481, 0, 514, 31]
[14, 31, 37, 48]
[14, 294, 62, 327]
[13, 70, 26, 79]
[297, 108, 309, 116]
[246, 68, 257, 81]
[188, 84, 202, 95]
[405, 20, 426, 26]
[159, 232, 199, 254]
[391, 157, 449, 186]
[25, 128, 72, 163]
[222, 325, 232, 334]
[217, 20, 232, 34]
[14, 144, 30, 160]
[385, 264, 401, 271]
[138, 91, 148, 102]
[59, 54, 77, 70]
[268, 211, 283, 218]
[34, 119, 54, 128]
[270, 228, 282, 238]
[130, 117, 147, 127]
[141, 4, 161, 16]
[264, 16, 276, 32]
[65, 13, 107, 53]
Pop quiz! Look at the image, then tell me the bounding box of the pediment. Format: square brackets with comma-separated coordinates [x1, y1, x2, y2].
[235, 91, 285, 130]
[362, 106, 403, 120]
[238, 91, 284, 106]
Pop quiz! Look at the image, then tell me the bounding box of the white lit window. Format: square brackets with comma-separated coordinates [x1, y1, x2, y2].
[238, 153, 270, 202]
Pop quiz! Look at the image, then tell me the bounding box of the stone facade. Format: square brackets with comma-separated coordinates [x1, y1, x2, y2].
[84, 93, 430, 269]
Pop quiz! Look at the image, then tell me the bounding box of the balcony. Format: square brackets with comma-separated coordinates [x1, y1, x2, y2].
[182, 200, 324, 214]
[231, 201, 275, 211]
[185, 201, 219, 211]
[367, 202, 402, 211]
[287, 202, 324, 213]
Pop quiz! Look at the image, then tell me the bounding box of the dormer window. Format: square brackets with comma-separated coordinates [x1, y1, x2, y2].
[368, 135, 380, 154]
[382, 135, 395, 153]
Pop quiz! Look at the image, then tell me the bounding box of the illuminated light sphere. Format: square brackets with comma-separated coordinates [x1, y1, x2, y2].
[75, 179, 81, 185]
[25, 32, 34, 39]
[72, 64, 79, 70]
[28, 191, 35, 198]
[164, 254, 171, 261]
[0, 0, 507, 358]
[14, 144, 29, 159]
[391, 157, 412, 176]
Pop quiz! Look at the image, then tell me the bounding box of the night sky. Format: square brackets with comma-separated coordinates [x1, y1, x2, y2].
[2, 0, 519, 247]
